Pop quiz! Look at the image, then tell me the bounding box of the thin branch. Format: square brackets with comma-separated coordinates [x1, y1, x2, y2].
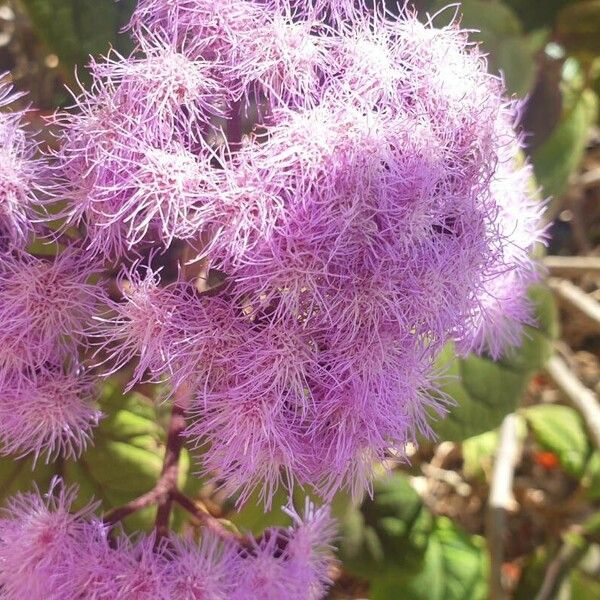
[544, 256, 600, 277]
[546, 354, 600, 451]
[487, 414, 522, 600]
[154, 402, 187, 541]
[103, 486, 165, 525]
[171, 489, 249, 547]
[548, 277, 600, 331]
[535, 533, 588, 600]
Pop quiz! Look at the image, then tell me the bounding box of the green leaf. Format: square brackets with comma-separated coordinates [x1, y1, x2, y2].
[462, 430, 499, 480]
[523, 404, 592, 477]
[226, 486, 293, 535]
[582, 452, 600, 500]
[570, 568, 600, 600]
[504, 0, 576, 31]
[533, 88, 599, 199]
[433, 286, 557, 442]
[462, 416, 527, 480]
[21, 0, 135, 78]
[339, 473, 434, 580]
[370, 517, 488, 600]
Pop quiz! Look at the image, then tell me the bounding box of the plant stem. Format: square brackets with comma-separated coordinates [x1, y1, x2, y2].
[154, 402, 187, 541]
[171, 489, 248, 546]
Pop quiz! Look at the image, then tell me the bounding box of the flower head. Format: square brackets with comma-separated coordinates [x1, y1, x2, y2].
[0, 76, 42, 248]
[0, 480, 98, 600]
[0, 365, 101, 461]
[0, 248, 100, 377]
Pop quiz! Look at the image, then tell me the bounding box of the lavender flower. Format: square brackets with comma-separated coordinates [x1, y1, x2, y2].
[0, 366, 101, 461]
[19, 0, 545, 509]
[0, 482, 337, 600]
[91, 263, 201, 390]
[231, 501, 336, 600]
[0, 480, 98, 600]
[0, 76, 41, 249]
[162, 533, 238, 599]
[0, 249, 100, 379]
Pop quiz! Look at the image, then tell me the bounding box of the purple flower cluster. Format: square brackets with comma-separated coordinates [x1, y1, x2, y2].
[0, 78, 40, 249]
[0, 481, 336, 600]
[67, 0, 542, 502]
[0, 0, 543, 510]
[0, 72, 105, 460]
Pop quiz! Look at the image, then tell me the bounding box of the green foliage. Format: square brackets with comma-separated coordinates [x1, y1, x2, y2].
[21, 0, 135, 76]
[462, 430, 499, 480]
[227, 487, 294, 534]
[533, 87, 599, 199]
[570, 568, 600, 600]
[462, 416, 527, 480]
[338, 472, 488, 599]
[524, 404, 591, 477]
[433, 286, 558, 442]
[369, 517, 488, 600]
[504, 0, 575, 31]
[339, 473, 434, 579]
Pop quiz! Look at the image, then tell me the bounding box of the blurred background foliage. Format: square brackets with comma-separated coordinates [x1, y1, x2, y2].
[1, 0, 600, 598]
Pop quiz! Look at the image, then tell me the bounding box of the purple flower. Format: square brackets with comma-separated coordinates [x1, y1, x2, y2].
[0, 365, 101, 461]
[91, 262, 200, 390]
[0, 480, 98, 600]
[0, 481, 337, 600]
[43, 0, 543, 505]
[0, 249, 100, 378]
[231, 500, 336, 600]
[0, 76, 42, 249]
[163, 533, 238, 599]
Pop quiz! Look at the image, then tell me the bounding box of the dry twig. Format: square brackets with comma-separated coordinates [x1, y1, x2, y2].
[487, 414, 522, 600]
[544, 256, 600, 277]
[546, 354, 600, 450]
[548, 277, 600, 332]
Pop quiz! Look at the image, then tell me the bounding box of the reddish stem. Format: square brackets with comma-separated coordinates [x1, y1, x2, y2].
[153, 402, 187, 541]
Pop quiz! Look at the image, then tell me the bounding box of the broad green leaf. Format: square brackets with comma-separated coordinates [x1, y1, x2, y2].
[570, 568, 600, 600]
[504, 0, 576, 31]
[495, 36, 538, 97]
[462, 415, 527, 480]
[433, 286, 557, 442]
[339, 473, 434, 580]
[533, 87, 599, 199]
[0, 456, 55, 502]
[227, 486, 293, 535]
[523, 404, 591, 477]
[370, 517, 488, 600]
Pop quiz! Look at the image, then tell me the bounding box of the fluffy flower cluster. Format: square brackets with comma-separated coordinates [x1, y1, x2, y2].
[0, 482, 336, 600]
[0, 77, 40, 250]
[0, 0, 543, 507]
[70, 0, 543, 503]
[0, 78, 102, 460]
